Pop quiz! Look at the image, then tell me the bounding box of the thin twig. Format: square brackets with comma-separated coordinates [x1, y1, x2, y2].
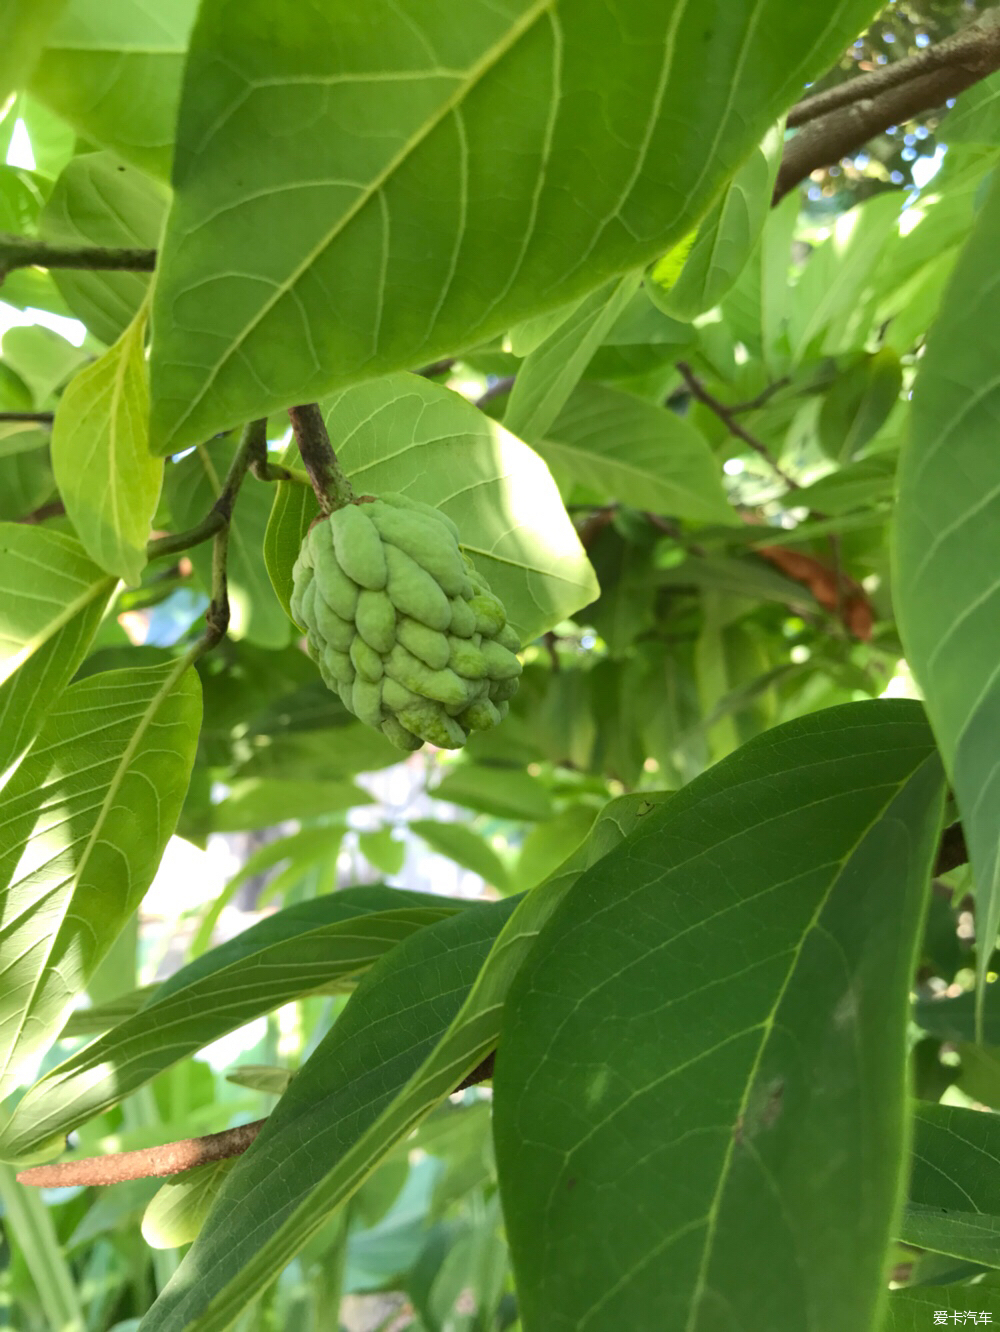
[288, 403, 354, 514]
[0, 410, 55, 424]
[146, 420, 265, 563]
[16, 1119, 267, 1188]
[675, 362, 800, 490]
[476, 376, 516, 410]
[18, 499, 66, 525]
[415, 358, 456, 379]
[727, 377, 792, 414]
[0, 233, 156, 280]
[788, 9, 1000, 128]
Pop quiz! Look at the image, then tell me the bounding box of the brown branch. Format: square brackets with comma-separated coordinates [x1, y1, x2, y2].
[776, 12, 1000, 203]
[288, 403, 353, 514]
[727, 377, 792, 414]
[17, 1055, 498, 1188]
[476, 376, 516, 410]
[18, 499, 66, 525]
[676, 361, 800, 489]
[17, 1119, 267, 1188]
[788, 10, 1000, 129]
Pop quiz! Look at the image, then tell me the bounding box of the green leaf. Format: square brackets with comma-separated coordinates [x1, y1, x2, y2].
[285, 373, 597, 644]
[0, 0, 67, 105]
[818, 348, 903, 464]
[149, 0, 884, 450]
[0, 523, 116, 776]
[943, 70, 1000, 148]
[358, 828, 405, 877]
[904, 1102, 1000, 1260]
[58, 985, 155, 1038]
[895, 172, 1000, 1000]
[0, 661, 201, 1101]
[0, 424, 54, 521]
[541, 382, 736, 525]
[143, 848, 589, 1331]
[899, 1206, 1000, 1270]
[915, 987, 1000, 1046]
[409, 818, 510, 892]
[791, 454, 897, 516]
[503, 273, 641, 442]
[2, 323, 86, 405]
[0, 1162, 85, 1332]
[40, 150, 169, 345]
[143, 1160, 238, 1250]
[207, 777, 371, 832]
[493, 700, 945, 1331]
[225, 1066, 293, 1096]
[29, 0, 200, 177]
[0, 886, 464, 1160]
[513, 804, 597, 892]
[661, 121, 784, 322]
[51, 304, 160, 585]
[433, 763, 553, 822]
[165, 439, 291, 650]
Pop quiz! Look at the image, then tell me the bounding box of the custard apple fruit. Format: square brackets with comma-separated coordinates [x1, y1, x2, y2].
[290, 495, 521, 750]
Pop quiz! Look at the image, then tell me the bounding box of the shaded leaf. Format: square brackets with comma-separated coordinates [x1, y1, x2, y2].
[40, 150, 169, 344]
[494, 700, 944, 1331]
[409, 818, 510, 892]
[0, 0, 67, 105]
[434, 763, 553, 822]
[895, 171, 1000, 998]
[30, 0, 199, 177]
[207, 777, 371, 833]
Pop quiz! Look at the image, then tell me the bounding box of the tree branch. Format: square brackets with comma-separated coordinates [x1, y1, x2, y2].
[788, 10, 1000, 129]
[776, 11, 1000, 202]
[675, 361, 800, 489]
[0, 234, 156, 281]
[0, 410, 54, 425]
[16, 1119, 267, 1188]
[17, 1056, 499, 1188]
[288, 403, 354, 514]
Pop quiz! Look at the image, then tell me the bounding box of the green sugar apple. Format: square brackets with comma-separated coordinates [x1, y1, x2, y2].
[290, 494, 522, 751]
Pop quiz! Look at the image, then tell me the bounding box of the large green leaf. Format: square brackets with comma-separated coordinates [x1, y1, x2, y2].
[540, 381, 736, 524]
[502, 273, 641, 442]
[883, 1286, 1000, 1330]
[409, 818, 510, 892]
[0, 523, 116, 777]
[51, 305, 160, 586]
[0, 661, 201, 1100]
[29, 0, 199, 177]
[265, 374, 598, 643]
[149, 0, 883, 451]
[894, 173, 1000, 998]
[0, 886, 466, 1160]
[493, 700, 945, 1331]
[165, 439, 291, 650]
[40, 150, 169, 344]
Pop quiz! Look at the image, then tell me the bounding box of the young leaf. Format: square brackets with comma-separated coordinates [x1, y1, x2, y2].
[0, 662, 201, 1101]
[143, 1160, 238, 1250]
[0, 523, 116, 777]
[40, 150, 169, 345]
[51, 305, 160, 586]
[0, 1, 67, 106]
[503, 273, 641, 442]
[493, 700, 945, 1331]
[0, 886, 467, 1160]
[29, 0, 200, 178]
[149, 0, 884, 450]
[540, 382, 736, 525]
[659, 121, 785, 322]
[895, 172, 1000, 1001]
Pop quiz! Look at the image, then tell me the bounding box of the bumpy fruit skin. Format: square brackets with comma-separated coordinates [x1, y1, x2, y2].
[291, 496, 521, 750]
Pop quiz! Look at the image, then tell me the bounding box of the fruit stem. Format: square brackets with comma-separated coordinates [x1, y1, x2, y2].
[288, 402, 354, 514]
